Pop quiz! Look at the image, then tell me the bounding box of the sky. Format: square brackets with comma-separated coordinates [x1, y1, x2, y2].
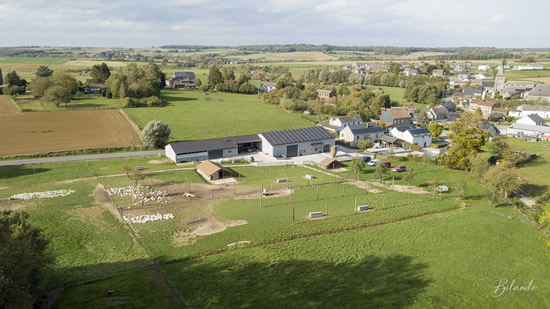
[1, 0, 548, 48]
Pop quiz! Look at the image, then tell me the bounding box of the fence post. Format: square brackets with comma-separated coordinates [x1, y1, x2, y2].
[316, 185, 319, 200]
[326, 201, 328, 219]
[355, 196, 357, 215]
[292, 207, 295, 226]
[342, 183, 345, 197]
[260, 190, 262, 208]
[383, 192, 386, 209]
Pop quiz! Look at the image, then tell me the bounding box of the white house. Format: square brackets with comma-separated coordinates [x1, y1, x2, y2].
[390, 126, 433, 147]
[260, 82, 276, 93]
[515, 64, 544, 70]
[477, 64, 491, 71]
[473, 73, 491, 80]
[456, 72, 471, 80]
[516, 114, 546, 126]
[259, 127, 335, 158]
[518, 104, 550, 119]
[326, 115, 363, 133]
[339, 124, 384, 147]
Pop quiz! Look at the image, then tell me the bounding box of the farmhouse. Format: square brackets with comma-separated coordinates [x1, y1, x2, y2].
[166, 72, 196, 89]
[86, 83, 108, 94]
[427, 107, 448, 121]
[432, 69, 445, 77]
[515, 63, 545, 70]
[260, 82, 276, 93]
[517, 104, 550, 119]
[259, 126, 335, 158]
[481, 121, 500, 137]
[165, 134, 261, 163]
[389, 126, 432, 147]
[339, 124, 384, 146]
[477, 64, 491, 71]
[525, 84, 550, 102]
[322, 115, 363, 133]
[196, 160, 232, 182]
[456, 72, 471, 80]
[380, 108, 412, 126]
[317, 89, 334, 100]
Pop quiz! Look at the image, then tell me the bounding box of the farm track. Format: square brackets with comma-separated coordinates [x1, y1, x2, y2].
[0, 109, 142, 157]
[0, 96, 19, 113]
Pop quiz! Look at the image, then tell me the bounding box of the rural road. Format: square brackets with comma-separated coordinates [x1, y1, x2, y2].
[0, 150, 164, 166]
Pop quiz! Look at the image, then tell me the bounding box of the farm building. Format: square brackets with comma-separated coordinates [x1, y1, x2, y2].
[166, 72, 196, 88]
[165, 134, 261, 163]
[320, 115, 363, 133]
[339, 124, 383, 146]
[318, 158, 342, 169]
[196, 160, 232, 182]
[316, 89, 334, 100]
[259, 127, 335, 158]
[380, 108, 412, 126]
[260, 82, 276, 93]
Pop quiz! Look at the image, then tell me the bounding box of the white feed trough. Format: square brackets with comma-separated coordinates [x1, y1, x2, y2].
[305, 174, 315, 180]
[277, 178, 288, 183]
[309, 211, 323, 218]
[357, 205, 370, 211]
[436, 185, 449, 192]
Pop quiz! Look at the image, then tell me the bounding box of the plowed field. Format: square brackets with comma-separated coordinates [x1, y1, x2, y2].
[0, 110, 141, 156]
[0, 96, 19, 113]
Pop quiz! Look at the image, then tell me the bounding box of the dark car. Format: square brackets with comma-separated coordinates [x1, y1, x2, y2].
[391, 165, 406, 172]
[381, 161, 391, 168]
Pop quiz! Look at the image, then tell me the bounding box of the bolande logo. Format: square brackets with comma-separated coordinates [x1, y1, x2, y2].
[491, 279, 536, 297]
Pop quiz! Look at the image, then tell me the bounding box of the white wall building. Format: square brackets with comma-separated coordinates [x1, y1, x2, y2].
[340, 124, 384, 147]
[259, 127, 335, 158]
[517, 114, 546, 126]
[390, 126, 433, 147]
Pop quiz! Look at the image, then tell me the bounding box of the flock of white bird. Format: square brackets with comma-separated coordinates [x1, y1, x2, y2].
[123, 213, 174, 224]
[10, 189, 75, 200]
[107, 186, 172, 206]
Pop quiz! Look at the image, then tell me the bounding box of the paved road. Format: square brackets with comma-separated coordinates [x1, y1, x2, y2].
[0, 150, 164, 166]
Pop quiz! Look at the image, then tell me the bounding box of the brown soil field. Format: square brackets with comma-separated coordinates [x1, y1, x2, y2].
[518, 77, 550, 83]
[0, 109, 141, 156]
[0, 96, 19, 114]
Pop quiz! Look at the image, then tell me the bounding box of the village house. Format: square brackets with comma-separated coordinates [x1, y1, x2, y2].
[491, 107, 509, 119]
[380, 108, 412, 126]
[482, 121, 500, 137]
[339, 124, 384, 147]
[85, 83, 108, 94]
[473, 73, 491, 80]
[432, 69, 445, 77]
[316, 89, 334, 100]
[525, 84, 550, 102]
[477, 64, 491, 71]
[469, 99, 495, 116]
[451, 63, 472, 72]
[463, 88, 483, 99]
[514, 63, 545, 70]
[403, 68, 419, 76]
[389, 126, 433, 147]
[439, 101, 456, 112]
[517, 114, 546, 126]
[427, 107, 448, 121]
[260, 82, 277, 93]
[166, 72, 196, 88]
[517, 104, 550, 119]
[322, 115, 363, 134]
[456, 72, 471, 80]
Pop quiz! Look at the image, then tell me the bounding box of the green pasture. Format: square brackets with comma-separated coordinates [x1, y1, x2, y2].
[15, 94, 122, 111]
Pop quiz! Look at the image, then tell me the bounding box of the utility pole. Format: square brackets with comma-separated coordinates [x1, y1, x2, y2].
[292, 207, 295, 225]
[260, 190, 263, 208]
[342, 183, 345, 197]
[325, 201, 328, 219]
[354, 196, 357, 215]
[383, 192, 386, 209]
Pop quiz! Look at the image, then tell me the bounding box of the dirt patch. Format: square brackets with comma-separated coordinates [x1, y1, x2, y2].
[234, 188, 291, 200]
[370, 181, 429, 194]
[227, 240, 251, 247]
[172, 219, 247, 246]
[350, 181, 383, 193]
[93, 183, 123, 222]
[0, 187, 8, 190]
[0, 109, 141, 157]
[0, 96, 19, 114]
[66, 205, 108, 229]
[147, 159, 172, 165]
[518, 77, 550, 83]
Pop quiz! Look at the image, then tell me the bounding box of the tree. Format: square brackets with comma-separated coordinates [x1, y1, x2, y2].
[0, 211, 53, 308]
[220, 66, 235, 81]
[429, 178, 441, 200]
[35, 65, 53, 77]
[30, 77, 53, 98]
[456, 179, 466, 201]
[141, 120, 171, 148]
[350, 157, 365, 180]
[208, 66, 223, 86]
[357, 140, 374, 150]
[6, 71, 22, 86]
[438, 116, 488, 170]
[402, 169, 417, 204]
[90, 62, 111, 84]
[195, 78, 202, 88]
[427, 122, 443, 138]
[376, 163, 388, 179]
[42, 86, 72, 107]
[51, 73, 78, 94]
[469, 153, 490, 179]
[520, 55, 536, 63]
[484, 162, 520, 200]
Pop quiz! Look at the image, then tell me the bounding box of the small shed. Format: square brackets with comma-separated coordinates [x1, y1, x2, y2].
[196, 160, 231, 182]
[318, 158, 342, 170]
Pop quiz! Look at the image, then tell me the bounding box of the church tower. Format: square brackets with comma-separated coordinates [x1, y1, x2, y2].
[495, 60, 506, 93]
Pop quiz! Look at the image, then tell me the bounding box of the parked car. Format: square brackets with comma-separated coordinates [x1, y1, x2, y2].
[368, 159, 381, 166]
[381, 161, 391, 168]
[362, 156, 371, 162]
[392, 165, 406, 172]
[373, 143, 383, 149]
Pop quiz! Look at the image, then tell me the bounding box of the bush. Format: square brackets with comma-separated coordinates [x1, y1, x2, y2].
[101, 90, 107, 97]
[140, 120, 171, 148]
[106, 91, 113, 99]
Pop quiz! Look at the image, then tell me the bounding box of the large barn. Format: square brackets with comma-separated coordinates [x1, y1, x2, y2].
[259, 127, 335, 158]
[165, 135, 261, 163]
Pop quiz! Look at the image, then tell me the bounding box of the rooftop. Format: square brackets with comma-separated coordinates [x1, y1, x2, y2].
[168, 134, 261, 154]
[528, 84, 550, 97]
[385, 108, 411, 119]
[260, 126, 333, 146]
[197, 160, 230, 177]
[346, 124, 383, 134]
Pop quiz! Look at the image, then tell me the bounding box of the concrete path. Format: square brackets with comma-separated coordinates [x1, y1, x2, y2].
[0, 150, 164, 166]
[514, 188, 536, 208]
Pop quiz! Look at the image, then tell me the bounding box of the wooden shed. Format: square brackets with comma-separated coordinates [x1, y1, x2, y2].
[318, 158, 342, 170]
[196, 160, 231, 182]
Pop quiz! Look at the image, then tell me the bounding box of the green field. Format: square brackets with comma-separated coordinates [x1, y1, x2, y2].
[15, 94, 123, 111]
[505, 69, 550, 79]
[125, 89, 313, 142]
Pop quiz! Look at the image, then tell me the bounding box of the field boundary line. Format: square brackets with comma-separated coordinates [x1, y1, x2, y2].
[119, 108, 142, 136]
[7, 95, 23, 112]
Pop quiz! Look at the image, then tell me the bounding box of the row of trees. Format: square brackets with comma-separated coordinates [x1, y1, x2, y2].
[205, 66, 257, 94]
[106, 62, 165, 107]
[30, 73, 79, 107]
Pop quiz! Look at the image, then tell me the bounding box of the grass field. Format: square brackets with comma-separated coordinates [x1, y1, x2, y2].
[125, 89, 312, 142]
[366, 86, 407, 104]
[506, 69, 550, 80]
[16, 94, 122, 111]
[231, 51, 339, 62]
[0, 109, 141, 157]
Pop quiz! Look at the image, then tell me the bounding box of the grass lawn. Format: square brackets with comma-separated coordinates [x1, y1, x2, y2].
[505, 69, 550, 79]
[161, 205, 550, 308]
[16, 95, 122, 111]
[124, 89, 312, 142]
[368, 86, 407, 104]
[500, 138, 550, 196]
